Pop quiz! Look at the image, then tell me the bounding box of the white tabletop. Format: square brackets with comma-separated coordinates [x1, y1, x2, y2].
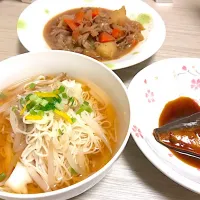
[0, 0, 200, 199]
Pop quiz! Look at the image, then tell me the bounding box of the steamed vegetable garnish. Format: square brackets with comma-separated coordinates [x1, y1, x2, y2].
[0, 172, 6, 181]
[0, 73, 117, 194]
[44, 6, 145, 61]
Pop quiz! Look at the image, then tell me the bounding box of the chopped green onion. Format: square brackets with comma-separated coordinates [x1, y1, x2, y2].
[40, 99, 48, 107]
[48, 96, 62, 103]
[35, 98, 43, 104]
[37, 110, 44, 116]
[58, 85, 65, 93]
[29, 83, 36, 89]
[26, 101, 36, 111]
[55, 102, 63, 110]
[25, 94, 32, 101]
[76, 101, 92, 115]
[40, 103, 55, 111]
[84, 101, 89, 106]
[62, 93, 68, 99]
[30, 109, 37, 115]
[69, 167, 77, 175]
[71, 117, 76, 123]
[44, 97, 55, 104]
[58, 129, 64, 135]
[0, 172, 6, 181]
[68, 97, 75, 106]
[12, 106, 17, 112]
[34, 105, 42, 111]
[20, 98, 26, 106]
[56, 96, 62, 103]
[53, 89, 60, 94]
[0, 92, 6, 99]
[30, 109, 44, 116]
[29, 94, 38, 101]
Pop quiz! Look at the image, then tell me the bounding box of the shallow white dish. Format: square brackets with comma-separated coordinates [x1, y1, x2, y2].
[17, 0, 166, 70]
[128, 58, 200, 194]
[0, 51, 131, 200]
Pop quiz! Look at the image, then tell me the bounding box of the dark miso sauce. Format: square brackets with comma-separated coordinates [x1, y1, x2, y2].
[159, 96, 200, 168]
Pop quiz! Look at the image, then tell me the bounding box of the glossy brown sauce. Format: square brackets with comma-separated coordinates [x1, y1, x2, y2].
[159, 96, 200, 168]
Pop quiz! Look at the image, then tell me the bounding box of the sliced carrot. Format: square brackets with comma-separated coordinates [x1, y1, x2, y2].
[112, 28, 124, 39]
[99, 32, 115, 43]
[132, 39, 138, 46]
[72, 30, 80, 41]
[75, 10, 85, 24]
[64, 19, 78, 31]
[92, 8, 99, 18]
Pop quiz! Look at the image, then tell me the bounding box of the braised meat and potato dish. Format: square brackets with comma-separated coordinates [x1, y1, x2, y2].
[44, 6, 144, 61]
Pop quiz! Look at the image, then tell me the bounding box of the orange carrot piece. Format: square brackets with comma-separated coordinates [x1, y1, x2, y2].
[132, 39, 138, 46]
[92, 8, 99, 18]
[64, 19, 78, 31]
[112, 28, 124, 39]
[99, 32, 115, 43]
[75, 10, 85, 24]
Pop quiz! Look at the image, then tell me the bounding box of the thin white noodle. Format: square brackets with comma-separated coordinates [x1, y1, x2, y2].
[3, 75, 116, 192]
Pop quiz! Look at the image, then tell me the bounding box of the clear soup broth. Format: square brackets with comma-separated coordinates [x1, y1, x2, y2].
[0, 73, 118, 194]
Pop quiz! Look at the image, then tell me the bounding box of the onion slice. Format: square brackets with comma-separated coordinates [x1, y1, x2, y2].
[27, 167, 51, 192]
[47, 139, 54, 188]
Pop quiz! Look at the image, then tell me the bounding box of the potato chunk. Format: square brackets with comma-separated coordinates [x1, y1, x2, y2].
[96, 42, 117, 59]
[110, 6, 127, 25]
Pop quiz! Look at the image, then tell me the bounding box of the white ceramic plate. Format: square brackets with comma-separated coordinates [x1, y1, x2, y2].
[128, 58, 200, 194]
[17, 0, 166, 70]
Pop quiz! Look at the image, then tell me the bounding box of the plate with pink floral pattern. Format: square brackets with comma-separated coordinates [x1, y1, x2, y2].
[128, 58, 200, 194]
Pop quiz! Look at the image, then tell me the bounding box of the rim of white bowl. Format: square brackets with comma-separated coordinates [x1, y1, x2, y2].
[0, 50, 132, 199]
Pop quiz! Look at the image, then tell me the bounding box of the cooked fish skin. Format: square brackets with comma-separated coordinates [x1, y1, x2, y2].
[153, 112, 200, 158]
